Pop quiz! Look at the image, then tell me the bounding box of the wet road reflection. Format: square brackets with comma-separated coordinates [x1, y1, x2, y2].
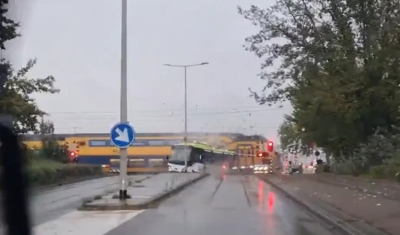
[106, 167, 335, 235]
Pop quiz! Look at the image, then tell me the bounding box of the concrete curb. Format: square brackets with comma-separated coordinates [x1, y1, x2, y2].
[79, 173, 209, 211]
[260, 176, 379, 235]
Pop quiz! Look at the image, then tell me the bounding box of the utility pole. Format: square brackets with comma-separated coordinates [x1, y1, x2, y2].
[163, 62, 209, 171]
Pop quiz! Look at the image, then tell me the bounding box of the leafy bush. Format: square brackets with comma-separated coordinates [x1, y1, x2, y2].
[331, 160, 356, 175]
[323, 165, 331, 172]
[40, 136, 69, 163]
[315, 165, 324, 174]
[369, 166, 386, 179]
[11, 138, 103, 186]
[27, 159, 104, 186]
[368, 164, 400, 181]
[330, 155, 370, 176]
[357, 134, 397, 167]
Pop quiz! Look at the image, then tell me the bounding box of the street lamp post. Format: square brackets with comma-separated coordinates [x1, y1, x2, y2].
[163, 62, 209, 171]
[119, 0, 129, 198]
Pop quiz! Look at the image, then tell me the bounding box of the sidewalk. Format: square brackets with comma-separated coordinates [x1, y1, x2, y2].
[263, 174, 400, 235]
[311, 174, 400, 200]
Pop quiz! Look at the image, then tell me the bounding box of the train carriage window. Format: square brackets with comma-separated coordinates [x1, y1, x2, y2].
[147, 140, 181, 146]
[131, 142, 146, 146]
[146, 140, 166, 146]
[128, 159, 146, 167]
[148, 159, 165, 167]
[89, 140, 109, 146]
[87, 139, 183, 147]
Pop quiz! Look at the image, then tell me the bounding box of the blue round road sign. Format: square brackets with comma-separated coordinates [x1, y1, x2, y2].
[110, 122, 136, 148]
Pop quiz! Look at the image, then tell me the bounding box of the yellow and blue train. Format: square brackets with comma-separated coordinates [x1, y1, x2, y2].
[22, 133, 269, 173]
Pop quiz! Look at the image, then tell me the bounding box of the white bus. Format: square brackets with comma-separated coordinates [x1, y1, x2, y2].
[167, 142, 235, 173]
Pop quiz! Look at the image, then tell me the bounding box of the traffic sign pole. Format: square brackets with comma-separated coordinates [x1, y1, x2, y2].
[110, 123, 135, 199]
[119, 0, 128, 199]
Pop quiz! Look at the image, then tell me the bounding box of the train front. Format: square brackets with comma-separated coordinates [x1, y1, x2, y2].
[254, 141, 275, 174]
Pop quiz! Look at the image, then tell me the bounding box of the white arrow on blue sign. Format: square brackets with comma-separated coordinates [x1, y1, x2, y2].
[110, 122, 136, 148]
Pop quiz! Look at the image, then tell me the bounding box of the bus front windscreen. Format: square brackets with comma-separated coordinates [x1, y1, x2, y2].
[170, 146, 192, 164]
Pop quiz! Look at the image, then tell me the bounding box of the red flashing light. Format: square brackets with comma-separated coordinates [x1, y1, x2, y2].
[69, 151, 78, 158]
[69, 151, 78, 163]
[267, 141, 274, 152]
[257, 151, 271, 158]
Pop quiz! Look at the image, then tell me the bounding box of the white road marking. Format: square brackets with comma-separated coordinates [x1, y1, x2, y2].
[33, 210, 144, 235]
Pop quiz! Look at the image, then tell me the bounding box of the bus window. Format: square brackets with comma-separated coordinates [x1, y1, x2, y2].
[202, 151, 214, 162]
[170, 146, 192, 163]
[189, 148, 204, 163]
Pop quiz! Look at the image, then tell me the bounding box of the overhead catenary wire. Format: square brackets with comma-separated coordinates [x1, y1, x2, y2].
[53, 124, 280, 130]
[46, 107, 287, 120]
[45, 107, 285, 134]
[46, 106, 287, 115]
[27, 106, 286, 135]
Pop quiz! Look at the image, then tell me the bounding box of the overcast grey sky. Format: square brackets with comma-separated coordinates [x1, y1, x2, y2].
[10, 0, 290, 141]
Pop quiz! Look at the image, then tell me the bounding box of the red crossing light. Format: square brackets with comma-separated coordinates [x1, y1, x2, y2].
[257, 151, 270, 158]
[267, 141, 274, 152]
[69, 151, 78, 160]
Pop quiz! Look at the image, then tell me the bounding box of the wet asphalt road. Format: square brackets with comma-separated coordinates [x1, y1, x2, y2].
[104, 168, 337, 235]
[29, 175, 148, 226]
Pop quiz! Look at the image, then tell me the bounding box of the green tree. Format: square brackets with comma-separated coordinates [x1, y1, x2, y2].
[39, 120, 68, 163]
[277, 117, 297, 150]
[40, 119, 55, 135]
[0, 0, 19, 50]
[0, 1, 59, 134]
[238, 0, 400, 162]
[0, 0, 18, 94]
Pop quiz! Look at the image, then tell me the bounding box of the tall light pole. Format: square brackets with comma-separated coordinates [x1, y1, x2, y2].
[119, 0, 128, 198]
[163, 62, 209, 171]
